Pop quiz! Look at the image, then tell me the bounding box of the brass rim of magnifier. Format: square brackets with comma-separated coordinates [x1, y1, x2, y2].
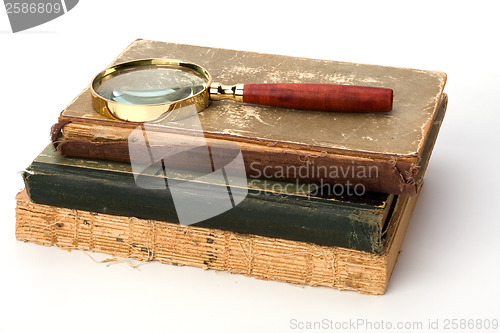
[90, 58, 213, 122]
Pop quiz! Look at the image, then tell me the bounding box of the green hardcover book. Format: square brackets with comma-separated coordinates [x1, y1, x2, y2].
[24, 145, 400, 254]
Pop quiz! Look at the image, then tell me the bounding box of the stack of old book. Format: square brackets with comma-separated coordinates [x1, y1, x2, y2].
[15, 39, 447, 295]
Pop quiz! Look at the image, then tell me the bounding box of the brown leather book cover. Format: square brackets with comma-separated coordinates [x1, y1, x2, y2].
[54, 39, 447, 195]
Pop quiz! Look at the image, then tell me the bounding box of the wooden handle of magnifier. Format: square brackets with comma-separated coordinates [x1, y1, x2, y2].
[243, 84, 393, 112]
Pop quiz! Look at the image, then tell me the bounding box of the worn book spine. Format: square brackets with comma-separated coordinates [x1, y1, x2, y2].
[15, 188, 421, 295]
[53, 124, 419, 195]
[23, 146, 395, 254]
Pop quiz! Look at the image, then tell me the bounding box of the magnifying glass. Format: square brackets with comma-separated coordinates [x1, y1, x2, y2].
[91, 58, 393, 122]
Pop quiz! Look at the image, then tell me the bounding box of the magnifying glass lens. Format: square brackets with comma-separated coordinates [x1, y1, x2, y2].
[95, 66, 207, 105]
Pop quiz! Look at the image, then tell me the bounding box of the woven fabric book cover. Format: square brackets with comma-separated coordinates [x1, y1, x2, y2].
[16, 185, 421, 295]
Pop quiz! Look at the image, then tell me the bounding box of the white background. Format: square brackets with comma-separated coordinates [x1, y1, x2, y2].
[1, 1, 499, 332]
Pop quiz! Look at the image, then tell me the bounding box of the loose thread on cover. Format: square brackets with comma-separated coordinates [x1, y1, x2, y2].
[298, 151, 328, 164]
[146, 219, 156, 261]
[229, 233, 336, 285]
[37, 203, 336, 284]
[73, 210, 79, 247]
[80, 250, 142, 270]
[116, 217, 156, 263]
[230, 233, 253, 274]
[41, 211, 72, 230]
